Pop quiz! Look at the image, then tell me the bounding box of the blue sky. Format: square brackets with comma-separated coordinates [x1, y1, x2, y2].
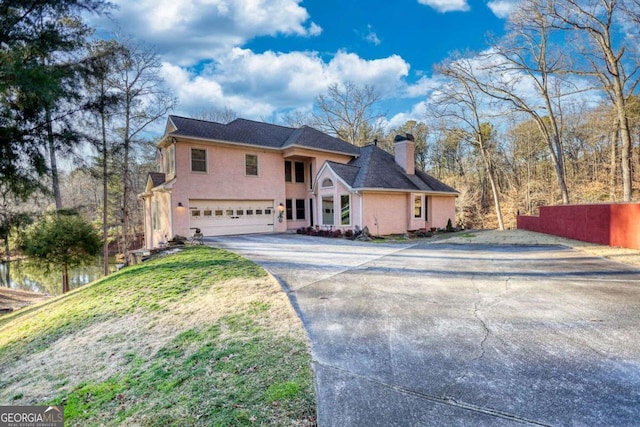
[90, 0, 516, 132]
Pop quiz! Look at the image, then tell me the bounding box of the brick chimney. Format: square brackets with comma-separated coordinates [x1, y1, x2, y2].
[394, 133, 415, 175]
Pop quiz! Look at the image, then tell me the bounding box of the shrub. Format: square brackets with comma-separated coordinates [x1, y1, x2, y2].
[446, 218, 454, 232]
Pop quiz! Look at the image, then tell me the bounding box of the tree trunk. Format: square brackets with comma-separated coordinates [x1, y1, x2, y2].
[62, 264, 69, 294]
[1, 239, 10, 287]
[539, 93, 570, 204]
[478, 139, 504, 230]
[102, 127, 109, 276]
[122, 92, 131, 258]
[46, 107, 62, 209]
[486, 160, 505, 230]
[610, 118, 619, 201]
[100, 82, 110, 276]
[615, 99, 633, 201]
[3, 238, 9, 263]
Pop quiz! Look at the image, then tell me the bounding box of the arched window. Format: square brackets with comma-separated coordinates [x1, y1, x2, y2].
[322, 178, 334, 188]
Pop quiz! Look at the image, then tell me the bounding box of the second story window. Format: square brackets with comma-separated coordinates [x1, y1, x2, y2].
[191, 148, 207, 173]
[294, 161, 305, 183]
[285, 161, 292, 182]
[285, 160, 305, 183]
[245, 154, 258, 176]
[164, 144, 175, 176]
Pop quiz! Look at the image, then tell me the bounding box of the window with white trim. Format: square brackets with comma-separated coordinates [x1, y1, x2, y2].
[285, 161, 292, 182]
[285, 199, 306, 220]
[322, 178, 334, 188]
[295, 161, 305, 182]
[285, 161, 305, 183]
[286, 199, 293, 220]
[340, 194, 350, 225]
[245, 154, 258, 176]
[164, 144, 175, 176]
[191, 148, 207, 173]
[414, 195, 423, 219]
[153, 198, 160, 230]
[322, 196, 334, 225]
[296, 199, 305, 220]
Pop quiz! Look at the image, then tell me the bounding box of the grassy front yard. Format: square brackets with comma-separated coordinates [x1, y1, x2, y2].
[0, 246, 315, 426]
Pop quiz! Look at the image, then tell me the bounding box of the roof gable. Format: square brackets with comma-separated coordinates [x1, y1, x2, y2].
[284, 126, 360, 155]
[325, 161, 360, 187]
[148, 172, 166, 189]
[330, 144, 457, 194]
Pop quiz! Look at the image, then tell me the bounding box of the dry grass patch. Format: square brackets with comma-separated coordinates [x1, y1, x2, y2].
[438, 229, 640, 268]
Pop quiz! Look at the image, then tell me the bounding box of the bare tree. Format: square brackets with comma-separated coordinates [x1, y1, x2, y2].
[281, 110, 314, 128]
[83, 39, 125, 275]
[194, 107, 237, 124]
[551, 0, 640, 201]
[313, 81, 385, 146]
[479, 0, 573, 204]
[431, 57, 506, 230]
[110, 39, 177, 256]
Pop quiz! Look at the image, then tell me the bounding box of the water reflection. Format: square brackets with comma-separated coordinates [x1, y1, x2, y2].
[0, 258, 117, 295]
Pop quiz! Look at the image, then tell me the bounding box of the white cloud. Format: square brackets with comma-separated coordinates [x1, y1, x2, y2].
[92, 0, 321, 65]
[418, 0, 470, 13]
[405, 76, 439, 97]
[365, 25, 382, 46]
[487, 0, 517, 18]
[162, 49, 411, 120]
[88, 0, 424, 127]
[385, 101, 430, 130]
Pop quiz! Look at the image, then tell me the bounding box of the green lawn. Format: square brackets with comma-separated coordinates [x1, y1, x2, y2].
[0, 246, 315, 426]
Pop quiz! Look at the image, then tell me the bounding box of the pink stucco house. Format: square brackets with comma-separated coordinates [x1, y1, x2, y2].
[140, 115, 458, 248]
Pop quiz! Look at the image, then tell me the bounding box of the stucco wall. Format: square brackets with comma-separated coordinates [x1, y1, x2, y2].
[142, 195, 152, 249]
[150, 191, 173, 246]
[173, 139, 286, 200]
[430, 196, 457, 229]
[362, 193, 408, 236]
[517, 203, 640, 249]
[361, 193, 456, 235]
[169, 139, 287, 236]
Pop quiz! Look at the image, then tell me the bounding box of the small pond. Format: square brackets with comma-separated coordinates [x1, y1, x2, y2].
[0, 258, 119, 296]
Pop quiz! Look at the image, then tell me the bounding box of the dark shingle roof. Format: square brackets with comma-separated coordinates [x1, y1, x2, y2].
[285, 126, 360, 155]
[166, 116, 456, 194]
[167, 115, 359, 155]
[326, 161, 360, 186]
[330, 144, 458, 194]
[148, 172, 166, 187]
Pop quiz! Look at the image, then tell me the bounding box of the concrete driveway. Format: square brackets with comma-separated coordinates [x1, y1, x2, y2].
[210, 234, 640, 426]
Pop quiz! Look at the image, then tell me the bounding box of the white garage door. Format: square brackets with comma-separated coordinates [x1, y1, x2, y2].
[188, 200, 275, 236]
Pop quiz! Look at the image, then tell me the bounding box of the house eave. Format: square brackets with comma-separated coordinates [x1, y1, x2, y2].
[167, 133, 283, 152]
[152, 177, 177, 192]
[281, 142, 360, 158]
[354, 187, 459, 196]
[168, 132, 360, 157]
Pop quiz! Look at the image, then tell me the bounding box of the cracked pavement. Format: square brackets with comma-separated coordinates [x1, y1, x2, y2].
[210, 234, 640, 426]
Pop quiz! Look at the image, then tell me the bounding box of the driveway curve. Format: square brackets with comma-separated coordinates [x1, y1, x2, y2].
[210, 234, 640, 427]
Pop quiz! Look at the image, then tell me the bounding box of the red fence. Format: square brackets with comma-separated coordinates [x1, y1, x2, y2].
[517, 203, 640, 249]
